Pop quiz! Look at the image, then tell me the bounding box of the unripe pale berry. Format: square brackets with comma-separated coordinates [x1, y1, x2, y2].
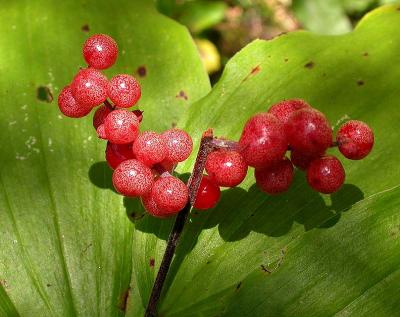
[239, 113, 288, 168]
[286, 108, 332, 156]
[194, 175, 221, 210]
[108, 74, 141, 108]
[58, 86, 92, 118]
[162, 128, 193, 163]
[112, 159, 153, 197]
[104, 109, 139, 144]
[71, 68, 108, 108]
[132, 131, 166, 166]
[337, 120, 374, 160]
[152, 176, 189, 213]
[93, 105, 111, 129]
[268, 99, 311, 125]
[255, 157, 294, 194]
[105, 142, 135, 169]
[83, 34, 118, 70]
[205, 150, 247, 187]
[307, 155, 345, 194]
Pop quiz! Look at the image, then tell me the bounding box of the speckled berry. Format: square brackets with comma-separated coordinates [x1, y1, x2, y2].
[108, 74, 141, 108]
[112, 159, 153, 197]
[194, 175, 221, 210]
[307, 156, 345, 194]
[83, 34, 118, 69]
[162, 128, 193, 163]
[337, 120, 374, 160]
[93, 105, 111, 129]
[104, 109, 139, 144]
[152, 176, 189, 213]
[96, 124, 107, 139]
[105, 142, 135, 169]
[268, 99, 311, 125]
[239, 113, 288, 168]
[58, 86, 92, 118]
[205, 150, 247, 187]
[141, 193, 170, 218]
[132, 131, 166, 166]
[255, 157, 294, 194]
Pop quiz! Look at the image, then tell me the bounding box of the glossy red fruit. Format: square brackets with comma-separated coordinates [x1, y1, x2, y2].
[70, 68, 108, 108]
[105, 142, 135, 169]
[83, 34, 118, 69]
[268, 99, 311, 125]
[93, 105, 111, 129]
[103, 109, 139, 144]
[108, 74, 141, 108]
[141, 193, 169, 218]
[286, 108, 332, 156]
[162, 129, 193, 163]
[290, 149, 318, 171]
[255, 157, 294, 194]
[307, 156, 345, 194]
[239, 113, 288, 168]
[132, 131, 166, 166]
[58, 86, 92, 118]
[152, 176, 189, 213]
[112, 159, 153, 197]
[205, 150, 247, 187]
[337, 120, 374, 160]
[194, 176, 221, 210]
[96, 124, 107, 139]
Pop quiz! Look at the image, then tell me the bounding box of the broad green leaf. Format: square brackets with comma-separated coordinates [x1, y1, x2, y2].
[0, 0, 209, 316]
[128, 4, 400, 316]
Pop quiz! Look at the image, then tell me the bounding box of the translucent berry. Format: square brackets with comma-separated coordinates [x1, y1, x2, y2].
[205, 150, 247, 187]
[105, 142, 135, 169]
[83, 34, 118, 70]
[70, 68, 108, 108]
[268, 99, 310, 125]
[93, 105, 111, 129]
[255, 157, 294, 194]
[286, 108, 332, 156]
[239, 113, 288, 168]
[58, 86, 92, 118]
[290, 149, 318, 171]
[194, 175, 221, 210]
[104, 109, 139, 144]
[132, 131, 166, 166]
[141, 193, 169, 218]
[337, 120, 374, 160]
[307, 156, 345, 194]
[112, 159, 153, 197]
[108, 74, 141, 108]
[151, 176, 189, 213]
[162, 129, 193, 163]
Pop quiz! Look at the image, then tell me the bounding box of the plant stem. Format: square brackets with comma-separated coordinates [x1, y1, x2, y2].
[145, 129, 215, 317]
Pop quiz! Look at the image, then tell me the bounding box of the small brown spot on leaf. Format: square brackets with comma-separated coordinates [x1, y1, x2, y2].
[117, 287, 131, 312]
[149, 258, 155, 268]
[176, 90, 188, 101]
[363, 52, 369, 57]
[260, 264, 271, 273]
[357, 80, 364, 86]
[81, 243, 93, 255]
[236, 281, 242, 291]
[322, 73, 327, 77]
[397, 6, 400, 11]
[171, 122, 177, 128]
[81, 24, 90, 32]
[206, 260, 211, 264]
[304, 61, 315, 69]
[46, 283, 52, 287]
[284, 58, 289, 62]
[37, 86, 53, 103]
[243, 65, 261, 82]
[136, 65, 147, 77]
[0, 279, 9, 288]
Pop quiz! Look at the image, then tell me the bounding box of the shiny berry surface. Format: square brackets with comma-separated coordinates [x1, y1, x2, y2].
[104, 109, 139, 144]
[205, 150, 247, 187]
[152, 176, 189, 213]
[58, 86, 92, 118]
[337, 120, 374, 160]
[132, 131, 166, 166]
[286, 108, 332, 155]
[105, 142, 135, 169]
[268, 99, 310, 125]
[307, 156, 345, 194]
[70, 68, 108, 107]
[162, 129, 193, 163]
[108, 74, 141, 108]
[93, 105, 111, 129]
[255, 157, 294, 194]
[83, 34, 118, 69]
[239, 113, 288, 168]
[112, 159, 153, 197]
[141, 193, 169, 218]
[194, 176, 221, 210]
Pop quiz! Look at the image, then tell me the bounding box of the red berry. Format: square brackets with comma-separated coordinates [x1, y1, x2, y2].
[239, 113, 288, 168]
[104, 109, 139, 144]
[132, 110, 144, 122]
[255, 157, 294, 194]
[151, 176, 189, 213]
[268, 99, 310, 125]
[194, 176, 221, 210]
[307, 156, 345, 194]
[105, 142, 135, 169]
[205, 150, 247, 187]
[70, 68, 108, 108]
[286, 108, 332, 156]
[159, 159, 175, 174]
[93, 105, 111, 129]
[112, 159, 153, 197]
[58, 86, 92, 118]
[108, 74, 141, 108]
[83, 34, 118, 70]
[132, 131, 166, 166]
[96, 124, 107, 139]
[337, 120, 374, 160]
[290, 149, 318, 171]
[162, 129, 193, 163]
[141, 193, 169, 218]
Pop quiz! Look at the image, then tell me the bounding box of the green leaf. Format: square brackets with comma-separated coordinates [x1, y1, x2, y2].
[128, 4, 400, 316]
